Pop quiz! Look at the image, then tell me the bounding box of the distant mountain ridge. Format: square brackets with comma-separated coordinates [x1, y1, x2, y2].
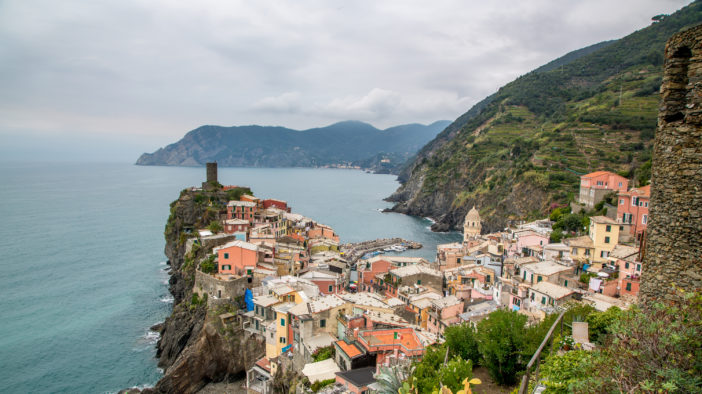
[388, 2, 702, 232]
[136, 120, 450, 173]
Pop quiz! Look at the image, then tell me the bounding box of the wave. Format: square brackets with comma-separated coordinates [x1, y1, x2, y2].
[423, 216, 436, 224]
[159, 295, 174, 303]
[143, 330, 161, 345]
[159, 261, 167, 265]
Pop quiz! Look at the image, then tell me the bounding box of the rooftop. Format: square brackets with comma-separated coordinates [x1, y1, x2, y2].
[565, 235, 594, 248]
[431, 295, 462, 309]
[215, 240, 259, 252]
[335, 340, 363, 359]
[340, 292, 390, 309]
[309, 295, 347, 313]
[391, 264, 441, 278]
[590, 215, 618, 225]
[609, 244, 639, 261]
[253, 295, 280, 307]
[227, 200, 256, 207]
[524, 260, 572, 276]
[359, 328, 423, 351]
[531, 281, 574, 300]
[272, 302, 296, 313]
[336, 367, 376, 388]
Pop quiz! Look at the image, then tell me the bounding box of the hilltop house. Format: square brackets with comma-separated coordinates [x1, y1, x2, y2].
[578, 171, 629, 209]
[214, 240, 260, 276]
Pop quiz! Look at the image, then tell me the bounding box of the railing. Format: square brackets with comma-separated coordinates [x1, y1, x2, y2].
[518, 309, 566, 394]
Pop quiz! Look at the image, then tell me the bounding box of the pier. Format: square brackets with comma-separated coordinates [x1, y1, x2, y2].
[340, 237, 422, 262]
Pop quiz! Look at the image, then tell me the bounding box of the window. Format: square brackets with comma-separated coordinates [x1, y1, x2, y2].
[637, 264, 641, 271]
[572, 248, 578, 254]
[537, 276, 542, 283]
[644, 202, 649, 207]
[605, 236, 610, 243]
[618, 182, 623, 187]
[619, 199, 624, 205]
[530, 274, 534, 283]
[280, 318, 285, 327]
[642, 215, 648, 224]
[632, 197, 638, 206]
[320, 319, 326, 328]
[625, 262, 630, 269]
[223, 253, 229, 259]
[328, 285, 333, 292]
[279, 337, 286, 344]
[530, 292, 535, 301]
[585, 249, 590, 256]
[600, 251, 607, 258]
[417, 280, 421, 285]
[564, 280, 569, 287]
[541, 296, 546, 305]
[523, 272, 527, 280]
[606, 225, 611, 232]
[626, 282, 632, 292]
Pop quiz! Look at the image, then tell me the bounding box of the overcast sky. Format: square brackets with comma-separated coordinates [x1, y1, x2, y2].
[0, 0, 693, 161]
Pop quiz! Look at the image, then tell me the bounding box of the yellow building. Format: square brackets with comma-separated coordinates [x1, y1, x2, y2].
[589, 216, 620, 265]
[270, 303, 295, 357]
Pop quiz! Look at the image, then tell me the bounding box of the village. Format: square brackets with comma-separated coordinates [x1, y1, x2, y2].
[184, 164, 648, 393]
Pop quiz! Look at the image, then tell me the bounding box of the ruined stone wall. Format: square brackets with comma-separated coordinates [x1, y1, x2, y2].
[640, 24, 702, 305]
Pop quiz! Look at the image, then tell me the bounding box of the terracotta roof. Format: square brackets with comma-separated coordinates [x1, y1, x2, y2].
[335, 340, 362, 358]
[255, 357, 271, 372]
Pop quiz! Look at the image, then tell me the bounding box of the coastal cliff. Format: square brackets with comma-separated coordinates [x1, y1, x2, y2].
[136, 186, 265, 393]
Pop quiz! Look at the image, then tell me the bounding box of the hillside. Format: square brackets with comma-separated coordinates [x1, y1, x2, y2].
[136, 120, 450, 173]
[388, 1, 702, 232]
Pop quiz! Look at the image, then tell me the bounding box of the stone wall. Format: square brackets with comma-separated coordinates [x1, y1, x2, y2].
[640, 24, 702, 305]
[194, 270, 253, 303]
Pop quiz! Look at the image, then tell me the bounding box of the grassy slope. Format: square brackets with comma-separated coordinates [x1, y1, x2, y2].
[391, 2, 702, 231]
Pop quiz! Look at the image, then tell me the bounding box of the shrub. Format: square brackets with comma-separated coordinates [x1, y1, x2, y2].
[310, 378, 335, 392]
[476, 310, 529, 385]
[311, 346, 334, 362]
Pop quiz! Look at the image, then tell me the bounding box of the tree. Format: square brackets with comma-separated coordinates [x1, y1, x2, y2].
[444, 323, 481, 364]
[476, 310, 529, 385]
[413, 345, 448, 393]
[207, 220, 222, 233]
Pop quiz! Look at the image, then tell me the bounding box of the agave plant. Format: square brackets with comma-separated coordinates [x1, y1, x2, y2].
[373, 364, 415, 394]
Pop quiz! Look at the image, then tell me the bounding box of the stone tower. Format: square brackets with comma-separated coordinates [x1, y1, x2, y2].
[206, 162, 218, 184]
[640, 25, 702, 305]
[463, 206, 482, 241]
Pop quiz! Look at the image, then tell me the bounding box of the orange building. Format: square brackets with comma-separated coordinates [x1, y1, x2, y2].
[578, 171, 629, 209]
[355, 327, 424, 366]
[214, 240, 259, 276]
[307, 224, 340, 243]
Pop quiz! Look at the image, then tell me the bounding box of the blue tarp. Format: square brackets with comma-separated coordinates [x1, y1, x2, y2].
[244, 288, 254, 311]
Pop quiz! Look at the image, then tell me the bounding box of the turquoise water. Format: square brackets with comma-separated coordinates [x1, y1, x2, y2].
[0, 163, 460, 393]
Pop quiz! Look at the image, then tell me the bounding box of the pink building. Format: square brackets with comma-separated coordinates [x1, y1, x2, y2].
[223, 219, 249, 235]
[214, 240, 259, 276]
[617, 185, 650, 242]
[426, 296, 464, 334]
[358, 259, 392, 292]
[578, 171, 629, 209]
[227, 200, 257, 222]
[514, 230, 549, 258]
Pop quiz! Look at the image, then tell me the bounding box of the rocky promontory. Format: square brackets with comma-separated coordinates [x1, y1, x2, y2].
[129, 186, 265, 393]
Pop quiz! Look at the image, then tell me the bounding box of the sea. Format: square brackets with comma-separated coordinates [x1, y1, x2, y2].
[0, 162, 461, 393]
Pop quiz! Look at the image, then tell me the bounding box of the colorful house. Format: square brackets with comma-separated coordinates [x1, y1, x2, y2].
[214, 240, 259, 276]
[578, 171, 629, 209]
[589, 216, 620, 265]
[223, 218, 249, 240]
[227, 200, 257, 222]
[616, 185, 650, 242]
[358, 258, 393, 292]
[355, 327, 425, 367]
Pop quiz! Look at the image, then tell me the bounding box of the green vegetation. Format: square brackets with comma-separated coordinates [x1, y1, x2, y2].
[190, 292, 207, 309]
[199, 254, 217, 274]
[399, 2, 702, 228]
[311, 345, 334, 362]
[310, 378, 335, 392]
[207, 220, 222, 233]
[538, 292, 702, 392]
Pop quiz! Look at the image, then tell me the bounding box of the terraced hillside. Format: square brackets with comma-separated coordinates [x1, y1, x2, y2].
[389, 1, 702, 232]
